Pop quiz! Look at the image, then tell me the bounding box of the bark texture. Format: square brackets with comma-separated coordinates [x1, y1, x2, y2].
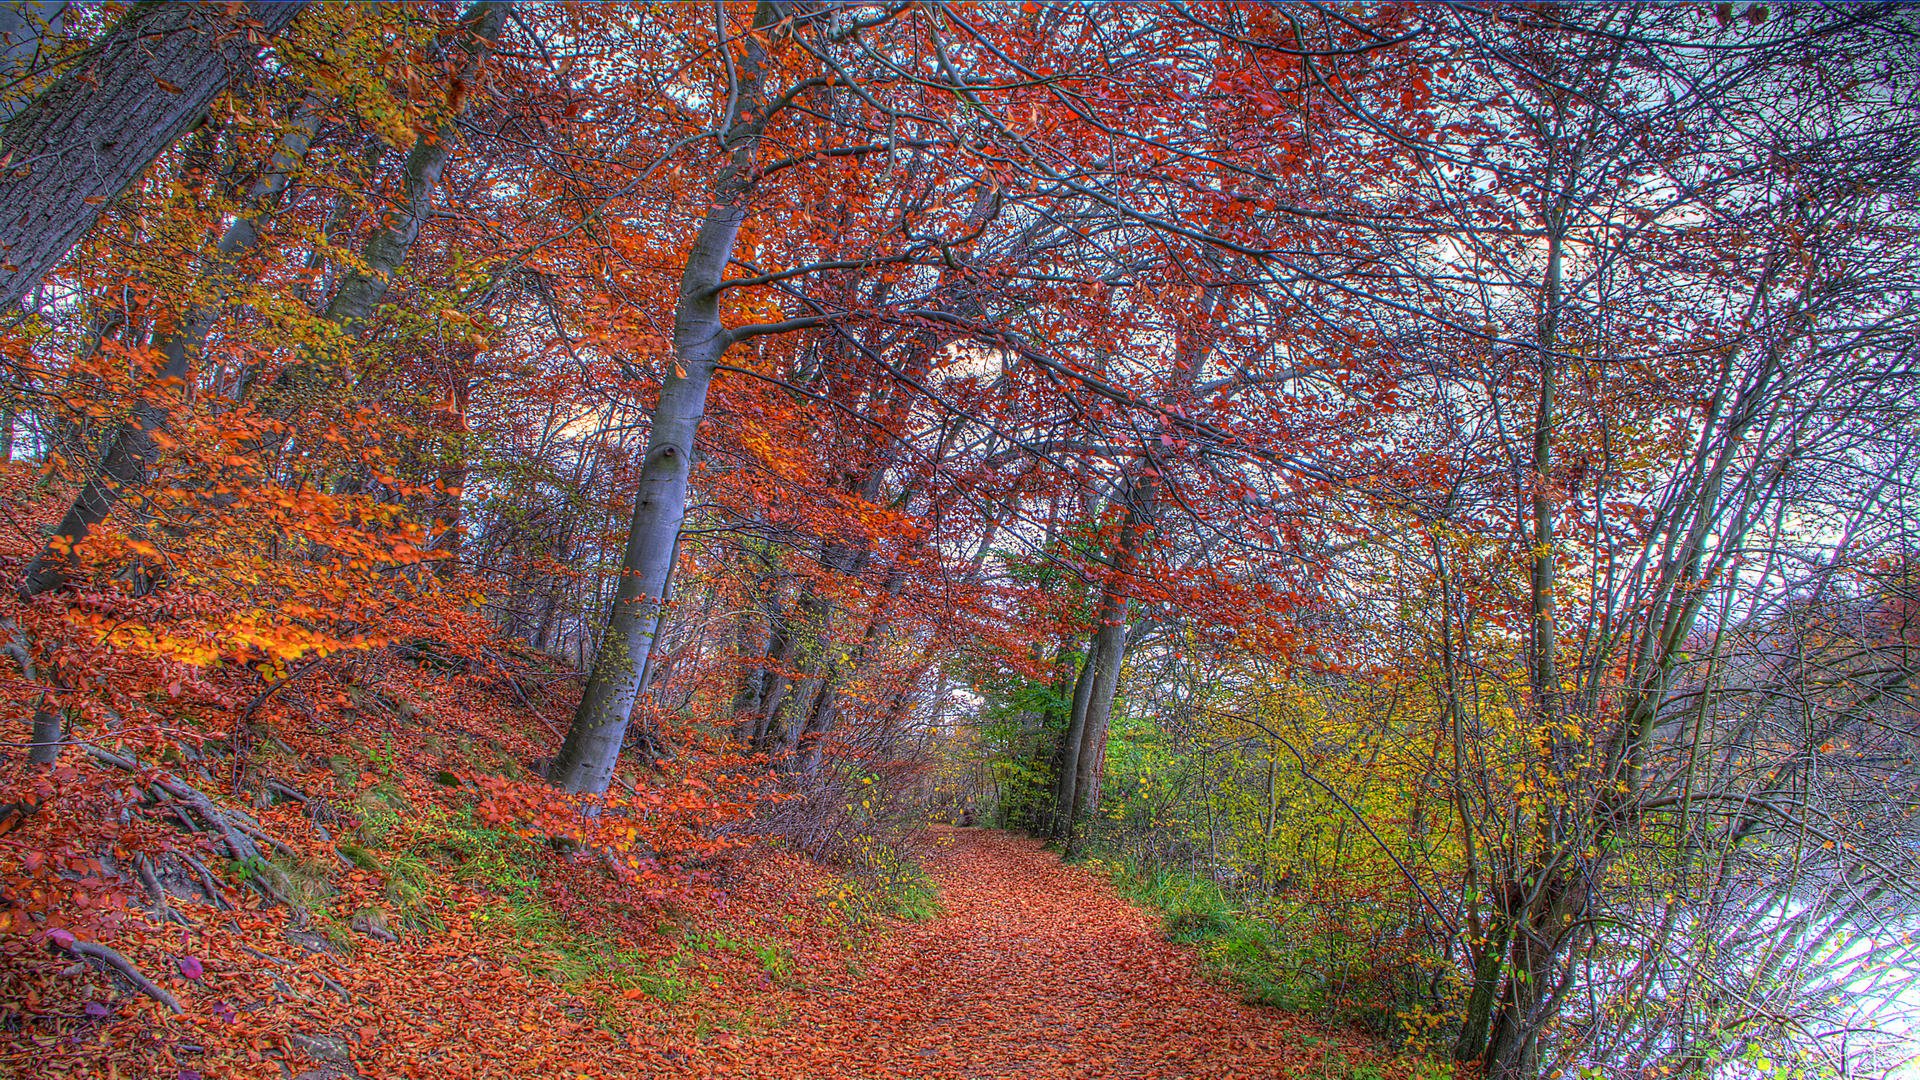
[0, 1, 307, 308]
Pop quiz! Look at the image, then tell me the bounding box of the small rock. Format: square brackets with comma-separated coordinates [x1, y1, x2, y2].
[284, 930, 337, 957]
[289, 1031, 353, 1064]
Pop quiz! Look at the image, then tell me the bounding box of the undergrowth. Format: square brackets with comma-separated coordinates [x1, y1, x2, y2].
[1080, 852, 1455, 1080]
[1083, 855, 1307, 1009]
[761, 766, 945, 930]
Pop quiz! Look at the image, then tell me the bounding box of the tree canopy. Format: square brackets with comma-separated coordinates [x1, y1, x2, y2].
[3, 4, 1917, 1078]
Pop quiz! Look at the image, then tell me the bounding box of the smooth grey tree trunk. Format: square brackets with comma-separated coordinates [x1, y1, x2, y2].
[0, 1, 307, 308]
[550, 2, 780, 795]
[548, 204, 746, 793]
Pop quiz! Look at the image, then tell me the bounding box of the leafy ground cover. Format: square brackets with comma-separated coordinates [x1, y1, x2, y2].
[715, 827, 1415, 1079]
[6, 732, 1413, 1080]
[1, 461, 1410, 1079]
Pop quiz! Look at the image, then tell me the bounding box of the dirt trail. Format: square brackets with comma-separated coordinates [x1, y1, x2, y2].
[715, 827, 1377, 1079]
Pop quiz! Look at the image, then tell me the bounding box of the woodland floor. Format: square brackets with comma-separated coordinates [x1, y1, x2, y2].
[701, 826, 1380, 1079]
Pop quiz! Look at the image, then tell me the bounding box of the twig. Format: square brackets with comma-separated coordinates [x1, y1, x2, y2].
[316, 972, 351, 1001]
[232, 658, 332, 793]
[261, 778, 337, 844]
[238, 943, 287, 966]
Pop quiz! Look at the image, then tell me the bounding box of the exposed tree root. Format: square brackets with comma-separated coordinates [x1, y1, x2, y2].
[133, 855, 193, 928]
[180, 853, 232, 911]
[56, 938, 181, 1014]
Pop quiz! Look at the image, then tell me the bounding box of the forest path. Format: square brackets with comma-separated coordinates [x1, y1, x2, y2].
[712, 826, 1373, 1079]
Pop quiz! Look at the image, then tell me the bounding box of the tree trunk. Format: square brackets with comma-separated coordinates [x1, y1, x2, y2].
[1050, 469, 1159, 845]
[0, 1, 307, 308]
[245, 1, 509, 414]
[17, 105, 321, 600]
[1478, 201, 1572, 1078]
[430, 360, 474, 578]
[1453, 913, 1513, 1062]
[1051, 587, 1132, 845]
[743, 609, 800, 753]
[549, 291, 730, 791]
[549, 2, 780, 795]
[728, 600, 773, 744]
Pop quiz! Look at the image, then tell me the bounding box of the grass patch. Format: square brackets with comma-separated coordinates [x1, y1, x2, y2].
[891, 878, 942, 923]
[819, 851, 943, 929]
[351, 783, 407, 845]
[1083, 855, 1316, 1012]
[264, 850, 337, 912]
[1083, 853, 1454, 1078]
[698, 930, 797, 984]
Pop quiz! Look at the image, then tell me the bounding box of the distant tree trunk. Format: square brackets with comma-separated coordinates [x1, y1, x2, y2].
[773, 588, 837, 769]
[245, 1, 509, 413]
[1049, 478, 1151, 846]
[430, 358, 474, 578]
[549, 2, 781, 795]
[0, 1, 307, 308]
[1048, 291, 1213, 844]
[792, 567, 906, 775]
[748, 610, 801, 753]
[729, 587, 775, 745]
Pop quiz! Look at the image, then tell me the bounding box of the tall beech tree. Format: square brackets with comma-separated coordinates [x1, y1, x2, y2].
[546, 0, 787, 793]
